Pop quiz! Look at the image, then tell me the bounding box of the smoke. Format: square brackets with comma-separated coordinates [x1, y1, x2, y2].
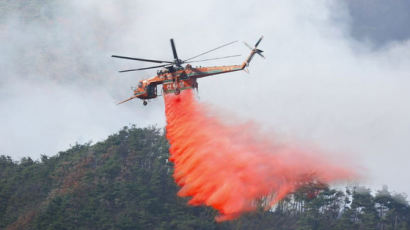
[1, 0, 410, 196]
[165, 89, 355, 221]
[0, 1, 165, 159]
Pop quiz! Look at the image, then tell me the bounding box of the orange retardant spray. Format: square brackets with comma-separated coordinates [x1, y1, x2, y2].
[164, 89, 355, 222]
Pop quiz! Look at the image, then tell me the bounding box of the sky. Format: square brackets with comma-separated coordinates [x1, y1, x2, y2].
[1, 0, 410, 195]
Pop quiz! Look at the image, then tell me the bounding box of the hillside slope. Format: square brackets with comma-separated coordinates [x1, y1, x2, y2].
[0, 126, 219, 230]
[1, 126, 409, 230]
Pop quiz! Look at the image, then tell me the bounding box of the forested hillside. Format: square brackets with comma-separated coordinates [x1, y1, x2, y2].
[1, 126, 409, 230]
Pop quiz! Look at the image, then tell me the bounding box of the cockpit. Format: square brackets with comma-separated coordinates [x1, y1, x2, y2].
[138, 81, 143, 88]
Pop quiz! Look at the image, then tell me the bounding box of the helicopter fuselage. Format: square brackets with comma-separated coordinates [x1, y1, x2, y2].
[133, 63, 245, 100]
[114, 36, 264, 105]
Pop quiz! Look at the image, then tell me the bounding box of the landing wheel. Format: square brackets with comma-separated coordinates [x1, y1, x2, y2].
[143, 101, 148, 106]
[175, 88, 180, 95]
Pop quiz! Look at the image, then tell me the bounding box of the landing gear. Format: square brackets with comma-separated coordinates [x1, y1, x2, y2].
[194, 84, 200, 100]
[193, 82, 198, 93]
[174, 88, 180, 95]
[143, 100, 148, 106]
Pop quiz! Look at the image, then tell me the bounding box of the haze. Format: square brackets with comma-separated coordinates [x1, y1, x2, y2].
[1, 0, 409, 195]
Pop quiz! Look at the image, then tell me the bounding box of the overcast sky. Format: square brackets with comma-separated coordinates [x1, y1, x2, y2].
[1, 0, 410, 195]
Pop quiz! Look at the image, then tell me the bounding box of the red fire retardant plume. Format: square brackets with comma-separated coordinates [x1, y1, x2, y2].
[165, 90, 355, 222]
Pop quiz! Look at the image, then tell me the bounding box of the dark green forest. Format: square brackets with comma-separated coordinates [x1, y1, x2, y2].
[1, 126, 409, 230]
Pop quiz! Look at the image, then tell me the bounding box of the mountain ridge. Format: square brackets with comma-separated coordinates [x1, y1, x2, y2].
[1, 126, 409, 230]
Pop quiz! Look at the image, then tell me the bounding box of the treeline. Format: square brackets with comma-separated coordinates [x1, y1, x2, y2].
[269, 183, 409, 230]
[0, 126, 409, 229]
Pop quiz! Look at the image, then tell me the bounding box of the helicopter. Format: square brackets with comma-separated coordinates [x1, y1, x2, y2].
[112, 36, 264, 106]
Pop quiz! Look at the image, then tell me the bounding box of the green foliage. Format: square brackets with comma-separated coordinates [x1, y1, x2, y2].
[0, 126, 218, 230]
[1, 126, 409, 229]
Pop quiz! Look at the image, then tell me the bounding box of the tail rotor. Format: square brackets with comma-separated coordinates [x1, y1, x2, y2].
[255, 35, 263, 47]
[254, 35, 265, 59]
[242, 35, 265, 68]
[243, 36, 265, 60]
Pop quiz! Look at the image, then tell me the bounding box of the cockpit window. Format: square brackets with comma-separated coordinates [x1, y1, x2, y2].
[138, 82, 143, 88]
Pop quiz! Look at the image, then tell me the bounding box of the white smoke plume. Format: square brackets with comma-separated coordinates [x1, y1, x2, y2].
[1, 0, 410, 195]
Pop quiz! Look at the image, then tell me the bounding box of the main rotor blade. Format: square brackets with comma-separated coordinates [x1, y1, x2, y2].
[112, 55, 173, 64]
[170, 39, 179, 60]
[183, 40, 238, 62]
[185, 54, 241, 63]
[119, 64, 170, 73]
[255, 35, 264, 47]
